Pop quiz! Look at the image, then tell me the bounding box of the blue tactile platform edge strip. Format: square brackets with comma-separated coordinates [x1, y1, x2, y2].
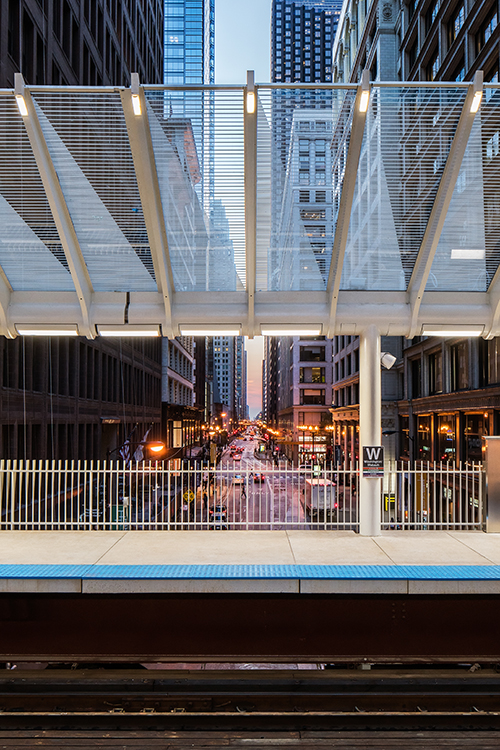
[2, 564, 500, 580]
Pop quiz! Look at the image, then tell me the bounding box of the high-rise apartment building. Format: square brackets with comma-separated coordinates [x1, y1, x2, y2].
[271, 0, 341, 83]
[0, 1, 164, 460]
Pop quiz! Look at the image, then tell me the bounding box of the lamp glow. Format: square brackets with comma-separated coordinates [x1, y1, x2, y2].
[131, 94, 142, 115]
[359, 89, 370, 113]
[98, 325, 160, 337]
[16, 325, 78, 336]
[246, 91, 256, 114]
[422, 325, 483, 337]
[148, 441, 165, 453]
[15, 95, 28, 117]
[470, 91, 482, 113]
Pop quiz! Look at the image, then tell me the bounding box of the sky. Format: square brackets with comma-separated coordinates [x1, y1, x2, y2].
[215, 0, 271, 84]
[216, 1, 270, 418]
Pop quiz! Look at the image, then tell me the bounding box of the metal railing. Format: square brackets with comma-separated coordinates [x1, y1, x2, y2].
[0, 459, 484, 532]
[0, 459, 358, 532]
[381, 461, 484, 531]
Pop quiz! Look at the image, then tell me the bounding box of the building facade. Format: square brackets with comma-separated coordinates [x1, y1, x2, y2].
[330, 0, 500, 465]
[1, 0, 163, 88]
[0, 0, 164, 461]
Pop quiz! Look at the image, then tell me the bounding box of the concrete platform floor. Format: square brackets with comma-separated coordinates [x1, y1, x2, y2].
[0, 529, 499, 567]
[0, 530, 500, 594]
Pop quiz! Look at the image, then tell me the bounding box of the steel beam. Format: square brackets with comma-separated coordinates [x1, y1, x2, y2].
[244, 71, 257, 338]
[121, 74, 175, 338]
[0, 269, 14, 338]
[326, 70, 370, 338]
[407, 71, 483, 339]
[16, 75, 95, 339]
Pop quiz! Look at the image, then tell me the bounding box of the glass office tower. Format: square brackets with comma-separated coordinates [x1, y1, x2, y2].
[165, 0, 214, 85]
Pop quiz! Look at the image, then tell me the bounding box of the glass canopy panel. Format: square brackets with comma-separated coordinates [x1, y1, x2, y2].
[31, 92, 157, 292]
[426, 116, 486, 291]
[260, 87, 355, 292]
[341, 86, 467, 291]
[145, 88, 244, 292]
[0, 95, 72, 291]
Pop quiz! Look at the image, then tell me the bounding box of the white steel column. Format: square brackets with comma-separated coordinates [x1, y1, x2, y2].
[359, 324, 381, 536]
[244, 70, 257, 338]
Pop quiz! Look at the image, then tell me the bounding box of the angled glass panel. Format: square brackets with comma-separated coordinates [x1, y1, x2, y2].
[32, 91, 157, 292]
[0, 95, 72, 291]
[262, 86, 354, 292]
[341, 86, 467, 291]
[145, 88, 243, 292]
[426, 116, 485, 291]
[484, 85, 500, 290]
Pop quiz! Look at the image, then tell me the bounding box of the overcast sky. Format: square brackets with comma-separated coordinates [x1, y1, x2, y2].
[215, 1, 270, 418]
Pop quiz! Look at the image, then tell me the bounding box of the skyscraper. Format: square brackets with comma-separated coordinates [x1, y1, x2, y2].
[0, 1, 164, 461]
[271, 0, 341, 84]
[264, 0, 342, 455]
[164, 0, 214, 86]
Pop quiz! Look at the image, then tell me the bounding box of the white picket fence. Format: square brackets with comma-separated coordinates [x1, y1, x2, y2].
[0, 459, 484, 532]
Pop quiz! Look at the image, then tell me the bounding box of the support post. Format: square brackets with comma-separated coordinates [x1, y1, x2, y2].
[244, 70, 257, 338]
[359, 324, 381, 536]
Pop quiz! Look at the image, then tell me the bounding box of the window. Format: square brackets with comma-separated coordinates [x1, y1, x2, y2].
[428, 50, 440, 80]
[300, 208, 326, 220]
[300, 346, 325, 362]
[426, 0, 439, 32]
[300, 389, 325, 405]
[437, 414, 456, 463]
[299, 190, 310, 203]
[486, 131, 500, 161]
[408, 38, 418, 70]
[450, 341, 469, 390]
[428, 351, 443, 394]
[299, 367, 325, 383]
[477, 7, 498, 52]
[448, 4, 464, 45]
[411, 358, 421, 398]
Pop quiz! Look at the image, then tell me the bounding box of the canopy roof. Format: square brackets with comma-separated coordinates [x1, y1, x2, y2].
[0, 73, 499, 339]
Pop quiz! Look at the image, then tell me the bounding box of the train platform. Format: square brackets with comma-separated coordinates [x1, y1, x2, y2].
[1, 529, 500, 595]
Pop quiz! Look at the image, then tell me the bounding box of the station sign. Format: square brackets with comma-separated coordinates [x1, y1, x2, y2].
[362, 446, 384, 478]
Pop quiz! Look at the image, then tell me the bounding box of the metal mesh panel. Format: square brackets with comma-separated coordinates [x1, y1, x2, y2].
[145, 89, 244, 292]
[341, 86, 467, 291]
[0, 95, 72, 291]
[32, 91, 157, 292]
[261, 87, 354, 292]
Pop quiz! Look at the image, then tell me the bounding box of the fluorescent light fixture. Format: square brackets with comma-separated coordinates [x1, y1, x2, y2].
[422, 324, 483, 337]
[131, 94, 142, 115]
[470, 90, 482, 113]
[16, 324, 79, 336]
[246, 91, 256, 114]
[451, 248, 485, 260]
[179, 325, 242, 336]
[260, 325, 322, 336]
[359, 89, 370, 113]
[15, 95, 28, 117]
[98, 325, 160, 337]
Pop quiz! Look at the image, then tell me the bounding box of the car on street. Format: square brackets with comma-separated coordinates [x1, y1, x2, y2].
[232, 474, 245, 485]
[253, 473, 266, 483]
[209, 504, 228, 530]
[233, 453, 242, 461]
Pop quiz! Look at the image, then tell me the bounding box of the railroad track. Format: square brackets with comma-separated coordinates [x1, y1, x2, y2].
[1, 668, 500, 730]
